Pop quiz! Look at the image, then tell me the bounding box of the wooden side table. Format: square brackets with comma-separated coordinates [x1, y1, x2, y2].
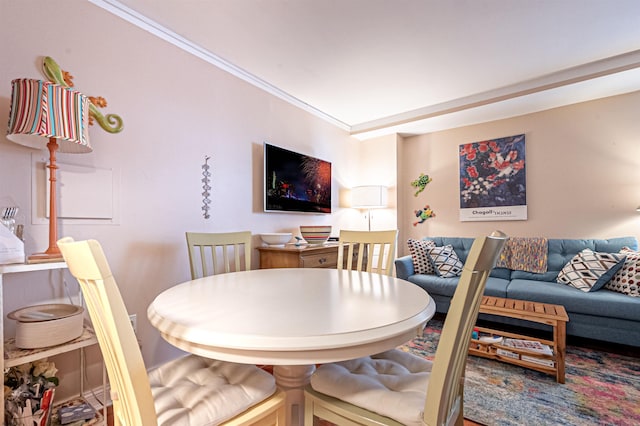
[468, 296, 569, 383]
[257, 244, 360, 269]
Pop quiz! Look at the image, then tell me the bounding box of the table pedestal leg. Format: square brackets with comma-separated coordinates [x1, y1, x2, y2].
[273, 365, 316, 426]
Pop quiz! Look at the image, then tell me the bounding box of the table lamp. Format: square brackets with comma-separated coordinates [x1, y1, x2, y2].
[351, 185, 388, 231]
[7, 78, 92, 262]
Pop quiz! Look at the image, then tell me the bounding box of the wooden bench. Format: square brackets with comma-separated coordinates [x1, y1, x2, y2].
[468, 296, 569, 383]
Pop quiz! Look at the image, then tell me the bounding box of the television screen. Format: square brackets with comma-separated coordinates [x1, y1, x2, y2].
[264, 143, 332, 214]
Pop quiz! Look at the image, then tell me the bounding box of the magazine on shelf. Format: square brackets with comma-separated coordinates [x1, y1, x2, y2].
[521, 355, 556, 367]
[502, 338, 553, 355]
[496, 348, 519, 359]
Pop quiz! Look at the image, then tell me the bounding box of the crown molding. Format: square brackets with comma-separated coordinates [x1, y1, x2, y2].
[351, 49, 640, 136]
[88, 0, 350, 132]
[89, 0, 640, 140]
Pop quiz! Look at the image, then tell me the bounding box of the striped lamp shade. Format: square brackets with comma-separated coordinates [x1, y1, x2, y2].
[7, 79, 92, 153]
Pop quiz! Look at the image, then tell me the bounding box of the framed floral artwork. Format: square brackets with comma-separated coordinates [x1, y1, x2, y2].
[459, 134, 526, 221]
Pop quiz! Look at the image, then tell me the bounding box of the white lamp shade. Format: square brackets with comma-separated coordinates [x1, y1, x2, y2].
[351, 185, 388, 208]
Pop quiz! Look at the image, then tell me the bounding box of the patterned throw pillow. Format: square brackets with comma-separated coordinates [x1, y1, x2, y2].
[407, 239, 436, 274]
[557, 249, 626, 292]
[605, 247, 640, 297]
[428, 245, 463, 278]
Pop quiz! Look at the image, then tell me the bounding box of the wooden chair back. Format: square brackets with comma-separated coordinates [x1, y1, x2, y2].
[337, 229, 398, 275]
[185, 231, 252, 279]
[423, 231, 507, 426]
[57, 237, 158, 426]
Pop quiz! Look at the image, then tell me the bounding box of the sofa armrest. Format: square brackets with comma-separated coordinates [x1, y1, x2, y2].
[395, 255, 415, 280]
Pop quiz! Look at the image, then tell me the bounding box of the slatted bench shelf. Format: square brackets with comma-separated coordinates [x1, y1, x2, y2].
[468, 296, 569, 383]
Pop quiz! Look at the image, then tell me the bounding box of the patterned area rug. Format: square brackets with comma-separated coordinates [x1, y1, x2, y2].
[400, 318, 640, 426]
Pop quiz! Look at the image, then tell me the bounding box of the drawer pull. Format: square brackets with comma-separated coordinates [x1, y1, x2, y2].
[318, 257, 327, 264]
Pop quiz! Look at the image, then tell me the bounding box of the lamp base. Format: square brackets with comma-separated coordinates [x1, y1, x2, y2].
[27, 252, 64, 264]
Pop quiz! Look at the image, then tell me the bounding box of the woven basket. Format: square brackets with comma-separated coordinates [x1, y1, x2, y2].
[8, 304, 84, 349]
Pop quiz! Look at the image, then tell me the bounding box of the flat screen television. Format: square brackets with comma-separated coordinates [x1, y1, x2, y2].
[264, 143, 332, 214]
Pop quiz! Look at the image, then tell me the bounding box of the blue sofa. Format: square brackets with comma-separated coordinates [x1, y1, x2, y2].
[395, 236, 640, 347]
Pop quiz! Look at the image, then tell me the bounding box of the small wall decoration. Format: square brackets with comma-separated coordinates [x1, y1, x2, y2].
[413, 205, 435, 226]
[459, 134, 526, 221]
[410, 172, 436, 225]
[42, 56, 123, 133]
[201, 156, 212, 219]
[410, 173, 432, 196]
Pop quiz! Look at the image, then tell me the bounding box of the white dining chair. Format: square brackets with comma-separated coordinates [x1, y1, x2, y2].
[305, 231, 508, 426]
[186, 231, 252, 279]
[57, 237, 285, 426]
[337, 229, 398, 275]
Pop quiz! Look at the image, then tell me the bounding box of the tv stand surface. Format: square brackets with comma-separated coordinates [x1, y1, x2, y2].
[257, 243, 360, 269]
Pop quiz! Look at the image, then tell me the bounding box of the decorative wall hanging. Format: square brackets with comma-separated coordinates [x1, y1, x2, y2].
[409, 172, 435, 225]
[410, 173, 432, 196]
[459, 134, 526, 221]
[201, 156, 212, 219]
[413, 205, 435, 226]
[42, 56, 123, 133]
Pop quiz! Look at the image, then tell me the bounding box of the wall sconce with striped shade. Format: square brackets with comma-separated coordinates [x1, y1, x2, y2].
[7, 78, 92, 262]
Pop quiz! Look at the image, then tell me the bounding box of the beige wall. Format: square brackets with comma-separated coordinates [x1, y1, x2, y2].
[0, 0, 365, 398]
[3, 0, 640, 403]
[349, 134, 399, 231]
[398, 91, 640, 256]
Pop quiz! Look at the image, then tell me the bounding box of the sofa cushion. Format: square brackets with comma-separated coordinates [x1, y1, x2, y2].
[507, 279, 640, 322]
[407, 274, 509, 299]
[511, 237, 639, 282]
[605, 247, 640, 297]
[407, 238, 436, 275]
[426, 237, 511, 279]
[427, 245, 463, 278]
[556, 249, 625, 292]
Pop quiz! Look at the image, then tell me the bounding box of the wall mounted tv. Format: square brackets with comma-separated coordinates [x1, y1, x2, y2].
[264, 143, 332, 214]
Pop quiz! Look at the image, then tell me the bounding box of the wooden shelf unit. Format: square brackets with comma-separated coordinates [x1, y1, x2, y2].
[469, 326, 557, 376]
[1, 262, 107, 425]
[468, 296, 569, 383]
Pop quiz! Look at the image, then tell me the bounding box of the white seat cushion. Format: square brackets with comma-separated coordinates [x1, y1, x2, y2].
[310, 349, 432, 426]
[149, 355, 276, 425]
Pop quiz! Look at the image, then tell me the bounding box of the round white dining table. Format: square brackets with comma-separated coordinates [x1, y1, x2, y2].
[148, 268, 435, 426]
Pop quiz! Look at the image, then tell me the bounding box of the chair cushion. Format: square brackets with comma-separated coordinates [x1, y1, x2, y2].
[149, 355, 276, 425]
[310, 349, 431, 426]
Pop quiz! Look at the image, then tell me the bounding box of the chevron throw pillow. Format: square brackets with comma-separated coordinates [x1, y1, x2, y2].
[428, 244, 463, 278]
[557, 249, 626, 292]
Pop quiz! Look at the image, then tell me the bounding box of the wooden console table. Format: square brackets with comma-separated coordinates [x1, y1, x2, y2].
[468, 296, 569, 383]
[257, 244, 361, 269]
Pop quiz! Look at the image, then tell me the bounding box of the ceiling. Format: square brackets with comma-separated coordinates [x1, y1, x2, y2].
[93, 0, 640, 140]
